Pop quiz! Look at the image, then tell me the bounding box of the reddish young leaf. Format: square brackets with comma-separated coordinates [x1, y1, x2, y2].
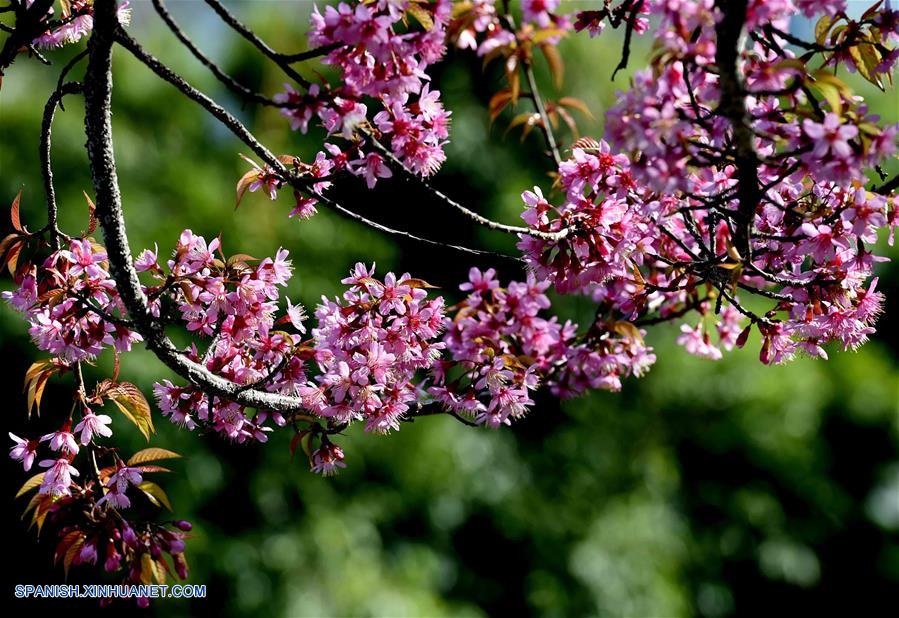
[10, 188, 23, 232]
[540, 43, 564, 89]
[83, 191, 98, 234]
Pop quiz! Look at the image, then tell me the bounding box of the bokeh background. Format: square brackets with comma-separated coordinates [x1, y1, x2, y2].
[2, 1, 897, 616]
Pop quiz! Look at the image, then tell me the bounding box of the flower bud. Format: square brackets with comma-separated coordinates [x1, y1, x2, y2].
[172, 520, 193, 532]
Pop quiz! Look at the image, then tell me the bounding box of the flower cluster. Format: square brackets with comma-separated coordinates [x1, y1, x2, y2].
[304, 263, 446, 433]
[276, 0, 453, 181]
[11, 414, 188, 605]
[150, 230, 305, 442]
[602, 1, 898, 191]
[4, 0, 899, 599]
[518, 140, 646, 295]
[237, 148, 346, 222]
[29, 0, 131, 49]
[153, 251, 448, 440]
[3, 238, 141, 361]
[435, 267, 655, 426]
[49, 506, 190, 608]
[518, 1, 898, 365]
[452, 0, 570, 56]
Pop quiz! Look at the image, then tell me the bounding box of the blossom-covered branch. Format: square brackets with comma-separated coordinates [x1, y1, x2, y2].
[2, 0, 897, 603]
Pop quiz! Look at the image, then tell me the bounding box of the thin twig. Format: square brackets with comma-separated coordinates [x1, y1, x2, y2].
[150, 0, 298, 109]
[366, 137, 569, 242]
[40, 81, 83, 250]
[874, 174, 899, 195]
[280, 43, 340, 63]
[154, 0, 556, 246]
[523, 60, 562, 166]
[201, 0, 311, 88]
[611, 0, 642, 80]
[114, 28, 520, 262]
[0, 0, 53, 75]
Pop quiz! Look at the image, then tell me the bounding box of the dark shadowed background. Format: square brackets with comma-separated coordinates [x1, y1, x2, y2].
[2, 1, 897, 616]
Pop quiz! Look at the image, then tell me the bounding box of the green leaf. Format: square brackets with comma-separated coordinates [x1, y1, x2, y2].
[128, 448, 181, 466]
[15, 472, 45, 499]
[852, 40, 885, 90]
[406, 3, 433, 30]
[815, 15, 833, 46]
[138, 481, 173, 511]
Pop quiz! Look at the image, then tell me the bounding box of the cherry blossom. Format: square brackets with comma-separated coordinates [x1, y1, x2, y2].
[38, 457, 80, 497]
[2, 0, 898, 599]
[9, 433, 37, 472]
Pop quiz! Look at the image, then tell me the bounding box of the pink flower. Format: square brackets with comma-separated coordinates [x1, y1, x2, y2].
[96, 463, 143, 508]
[351, 153, 393, 189]
[40, 428, 80, 455]
[108, 464, 143, 493]
[311, 442, 346, 476]
[522, 0, 560, 28]
[285, 299, 307, 333]
[574, 11, 607, 38]
[289, 195, 319, 220]
[74, 410, 113, 444]
[9, 433, 37, 472]
[459, 267, 499, 294]
[800, 223, 851, 262]
[79, 541, 98, 565]
[676, 323, 723, 360]
[60, 238, 107, 279]
[803, 113, 858, 160]
[39, 458, 79, 497]
[134, 245, 160, 272]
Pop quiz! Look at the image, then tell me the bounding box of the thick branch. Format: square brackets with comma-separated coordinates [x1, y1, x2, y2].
[85, 0, 305, 413]
[714, 1, 760, 259]
[85, 1, 521, 419]
[874, 174, 899, 195]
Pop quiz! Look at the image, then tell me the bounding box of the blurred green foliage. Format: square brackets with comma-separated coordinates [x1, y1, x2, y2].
[2, 2, 897, 617]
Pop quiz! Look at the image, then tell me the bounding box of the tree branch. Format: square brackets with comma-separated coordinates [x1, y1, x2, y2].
[150, 0, 297, 110]
[523, 59, 562, 166]
[85, 0, 306, 414]
[280, 43, 340, 63]
[366, 137, 569, 242]
[611, 0, 642, 80]
[874, 174, 899, 195]
[113, 27, 519, 263]
[40, 80, 82, 250]
[85, 1, 523, 420]
[201, 0, 311, 89]
[153, 0, 557, 246]
[714, 0, 761, 259]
